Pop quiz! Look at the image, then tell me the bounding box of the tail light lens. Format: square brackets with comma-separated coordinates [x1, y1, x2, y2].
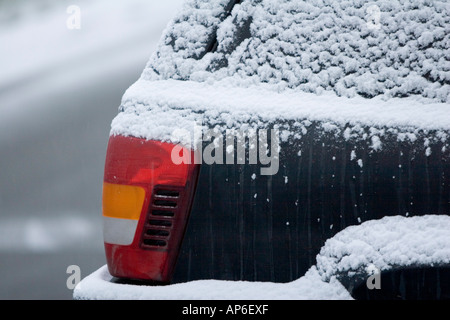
[102, 135, 199, 283]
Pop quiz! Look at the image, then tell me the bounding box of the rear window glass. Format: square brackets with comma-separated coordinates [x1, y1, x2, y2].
[141, 0, 450, 103]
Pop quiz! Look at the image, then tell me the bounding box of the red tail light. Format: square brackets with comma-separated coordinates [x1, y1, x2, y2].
[102, 135, 199, 283]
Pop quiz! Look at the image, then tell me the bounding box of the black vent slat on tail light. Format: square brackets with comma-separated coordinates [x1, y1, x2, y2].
[148, 219, 172, 227]
[155, 190, 180, 198]
[153, 199, 177, 207]
[146, 229, 170, 237]
[143, 239, 167, 247]
[151, 210, 175, 217]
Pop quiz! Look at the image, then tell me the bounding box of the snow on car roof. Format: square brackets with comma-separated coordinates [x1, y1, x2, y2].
[111, 0, 450, 147]
[141, 0, 450, 103]
[112, 79, 450, 147]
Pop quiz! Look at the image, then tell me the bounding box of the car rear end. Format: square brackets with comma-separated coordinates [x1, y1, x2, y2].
[101, 0, 450, 298]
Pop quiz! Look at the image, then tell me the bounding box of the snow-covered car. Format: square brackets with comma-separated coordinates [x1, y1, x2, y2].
[101, 0, 450, 299]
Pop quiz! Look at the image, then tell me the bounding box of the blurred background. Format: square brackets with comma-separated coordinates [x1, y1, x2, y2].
[0, 0, 184, 299]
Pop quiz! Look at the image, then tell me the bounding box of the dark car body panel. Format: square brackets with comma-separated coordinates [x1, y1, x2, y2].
[173, 121, 450, 283]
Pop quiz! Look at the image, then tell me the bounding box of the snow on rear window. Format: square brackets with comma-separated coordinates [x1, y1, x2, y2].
[141, 0, 450, 103]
